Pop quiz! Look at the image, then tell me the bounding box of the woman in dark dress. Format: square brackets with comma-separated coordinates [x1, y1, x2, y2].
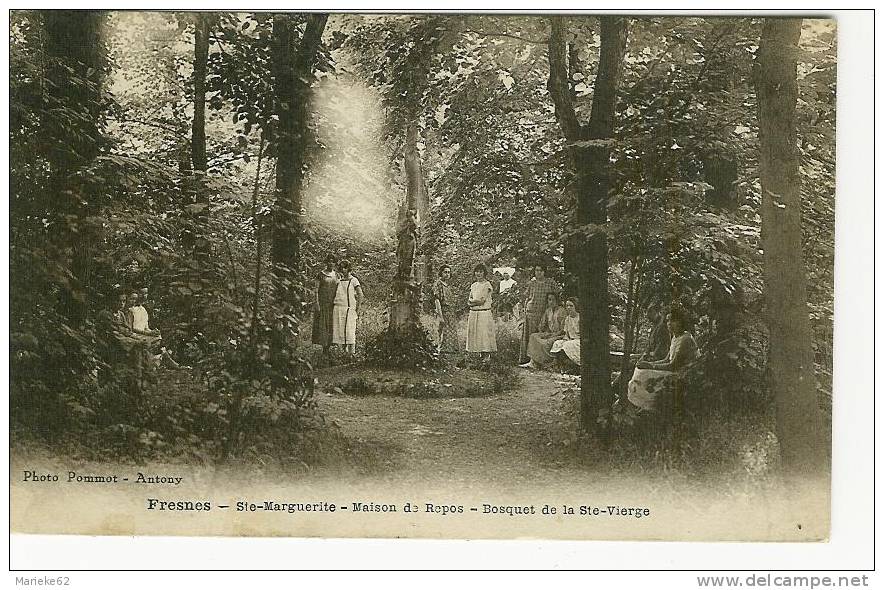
[433, 264, 458, 354]
[312, 254, 339, 355]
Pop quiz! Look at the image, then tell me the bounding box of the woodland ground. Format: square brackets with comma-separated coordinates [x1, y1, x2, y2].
[312, 367, 579, 485]
[13, 351, 809, 541]
[12, 361, 779, 499]
[12, 310, 782, 495]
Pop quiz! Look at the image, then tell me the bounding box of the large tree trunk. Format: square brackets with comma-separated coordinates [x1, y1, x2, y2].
[548, 16, 627, 433]
[42, 10, 107, 327]
[405, 123, 430, 225]
[755, 18, 828, 477]
[390, 122, 427, 329]
[270, 13, 328, 317]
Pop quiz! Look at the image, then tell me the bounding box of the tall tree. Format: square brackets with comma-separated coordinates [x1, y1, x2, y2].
[387, 17, 447, 330]
[185, 12, 212, 259]
[548, 16, 628, 432]
[390, 123, 425, 328]
[755, 18, 827, 477]
[42, 10, 108, 326]
[270, 13, 329, 316]
[191, 13, 210, 183]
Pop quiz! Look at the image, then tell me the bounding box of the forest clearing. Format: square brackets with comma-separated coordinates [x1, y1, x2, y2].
[10, 12, 835, 540]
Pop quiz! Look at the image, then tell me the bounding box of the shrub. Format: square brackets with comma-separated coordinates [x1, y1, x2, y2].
[364, 321, 439, 369]
[494, 316, 523, 364]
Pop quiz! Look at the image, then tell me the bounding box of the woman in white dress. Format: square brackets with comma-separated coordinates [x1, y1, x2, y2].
[331, 260, 364, 356]
[550, 297, 581, 368]
[627, 306, 699, 412]
[466, 263, 497, 358]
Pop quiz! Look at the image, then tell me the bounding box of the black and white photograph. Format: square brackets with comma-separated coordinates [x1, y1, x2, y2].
[8, 7, 867, 565]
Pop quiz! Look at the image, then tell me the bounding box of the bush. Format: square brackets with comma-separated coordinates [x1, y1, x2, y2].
[364, 321, 439, 369]
[494, 316, 523, 364]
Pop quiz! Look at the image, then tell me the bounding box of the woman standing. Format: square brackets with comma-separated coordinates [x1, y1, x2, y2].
[332, 259, 364, 356]
[433, 264, 458, 354]
[466, 264, 497, 358]
[519, 264, 559, 364]
[312, 254, 339, 355]
[521, 292, 566, 369]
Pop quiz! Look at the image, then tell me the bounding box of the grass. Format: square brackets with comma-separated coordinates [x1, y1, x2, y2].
[315, 363, 518, 399]
[554, 381, 783, 494]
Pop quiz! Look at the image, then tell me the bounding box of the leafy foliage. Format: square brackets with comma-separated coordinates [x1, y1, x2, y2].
[10, 12, 835, 467]
[364, 322, 439, 369]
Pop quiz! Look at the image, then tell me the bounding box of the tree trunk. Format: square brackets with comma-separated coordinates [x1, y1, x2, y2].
[42, 10, 107, 327]
[191, 13, 209, 181]
[188, 13, 211, 260]
[390, 122, 427, 329]
[270, 13, 328, 318]
[618, 256, 641, 397]
[755, 18, 828, 477]
[405, 122, 430, 225]
[548, 16, 628, 433]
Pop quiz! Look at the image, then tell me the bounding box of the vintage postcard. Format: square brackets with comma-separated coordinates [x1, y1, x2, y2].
[10, 10, 838, 544]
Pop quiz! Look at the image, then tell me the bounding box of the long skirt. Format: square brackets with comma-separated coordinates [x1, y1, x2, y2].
[519, 311, 543, 362]
[550, 338, 581, 366]
[466, 310, 497, 353]
[438, 308, 459, 353]
[627, 368, 674, 411]
[332, 305, 358, 345]
[527, 333, 558, 366]
[312, 303, 334, 346]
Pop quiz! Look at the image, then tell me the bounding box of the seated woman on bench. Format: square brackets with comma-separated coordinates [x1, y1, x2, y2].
[549, 297, 581, 370]
[627, 305, 698, 412]
[520, 292, 566, 370]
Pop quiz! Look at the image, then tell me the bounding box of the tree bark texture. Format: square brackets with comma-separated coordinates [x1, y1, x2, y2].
[185, 12, 212, 261]
[755, 18, 828, 477]
[270, 13, 328, 315]
[391, 122, 428, 329]
[42, 10, 107, 327]
[548, 16, 627, 432]
[191, 13, 209, 182]
[43, 11, 106, 175]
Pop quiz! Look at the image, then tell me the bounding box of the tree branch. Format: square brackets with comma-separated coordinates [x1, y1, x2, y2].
[546, 16, 583, 140]
[458, 28, 546, 45]
[116, 116, 188, 139]
[587, 17, 629, 139]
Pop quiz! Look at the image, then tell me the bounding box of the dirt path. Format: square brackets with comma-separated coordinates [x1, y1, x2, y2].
[12, 368, 814, 541]
[315, 370, 602, 488]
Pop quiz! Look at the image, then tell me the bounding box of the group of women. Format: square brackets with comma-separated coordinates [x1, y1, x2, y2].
[431, 263, 581, 367]
[519, 293, 581, 370]
[311, 255, 364, 356]
[517, 264, 581, 371]
[512, 264, 701, 413]
[313, 257, 699, 415]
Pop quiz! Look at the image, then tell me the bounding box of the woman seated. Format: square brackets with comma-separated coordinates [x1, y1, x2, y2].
[520, 293, 565, 369]
[549, 297, 581, 369]
[627, 305, 699, 413]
